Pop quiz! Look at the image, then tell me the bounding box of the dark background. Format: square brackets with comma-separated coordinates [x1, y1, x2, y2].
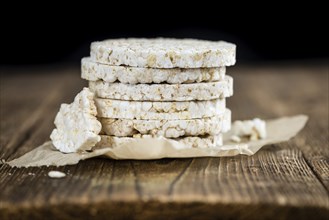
[1, 5, 328, 65]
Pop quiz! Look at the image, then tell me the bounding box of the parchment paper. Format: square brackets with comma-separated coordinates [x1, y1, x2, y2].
[6, 115, 308, 167]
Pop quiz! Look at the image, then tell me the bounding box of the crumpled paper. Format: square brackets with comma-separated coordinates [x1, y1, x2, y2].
[6, 115, 308, 167]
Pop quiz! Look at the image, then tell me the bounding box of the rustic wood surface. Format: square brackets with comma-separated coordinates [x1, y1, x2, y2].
[0, 63, 328, 220]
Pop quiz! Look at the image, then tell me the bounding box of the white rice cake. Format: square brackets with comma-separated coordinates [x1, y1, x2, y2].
[230, 118, 266, 142]
[100, 109, 231, 138]
[50, 88, 101, 153]
[90, 38, 236, 68]
[96, 134, 223, 149]
[95, 98, 226, 120]
[81, 57, 225, 84]
[89, 76, 233, 101]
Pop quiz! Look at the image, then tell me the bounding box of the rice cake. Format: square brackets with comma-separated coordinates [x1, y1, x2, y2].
[81, 57, 225, 84]
[100, 109, 231, 138]
[89, 76, 233, 101]
[50, 88, 101, 153]
[95, 98, 226, 120]
[90, 38, 236, 68]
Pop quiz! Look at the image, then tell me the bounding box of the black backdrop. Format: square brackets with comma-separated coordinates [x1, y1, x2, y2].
[1, 4, 328, 65]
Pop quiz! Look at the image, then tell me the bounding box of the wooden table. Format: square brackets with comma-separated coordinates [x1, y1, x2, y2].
[0, 63, 328, 219]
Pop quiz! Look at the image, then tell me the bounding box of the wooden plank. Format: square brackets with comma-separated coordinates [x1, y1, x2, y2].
[0, 156, 328, 219]
[229, 65, 329, 190]
[0, 64, 328, 219]
[0, 67, 86, 160]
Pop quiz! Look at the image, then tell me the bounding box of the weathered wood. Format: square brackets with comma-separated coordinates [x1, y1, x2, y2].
[0, 64, 328, 219]
[0, 67, 86, 160]
[229, 65, 329, 190]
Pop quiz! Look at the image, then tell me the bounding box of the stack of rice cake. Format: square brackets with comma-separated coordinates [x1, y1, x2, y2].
[82, 38, 236, 148]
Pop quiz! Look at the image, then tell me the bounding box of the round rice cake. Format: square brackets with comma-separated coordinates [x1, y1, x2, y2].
[90, 38, 236, 68]
[96, 134, 223, 149]
[100, 109, 231, 138]
[95, 98, 226, 120]
[89, 76, 233, 101]
[82, 57, 226, 84]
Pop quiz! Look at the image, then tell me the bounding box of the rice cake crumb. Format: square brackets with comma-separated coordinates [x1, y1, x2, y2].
[48, 171, 66, 178]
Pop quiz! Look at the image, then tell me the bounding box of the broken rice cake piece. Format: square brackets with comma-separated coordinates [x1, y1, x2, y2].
[230, 118, 267, 142]
[50, 88, 101, 153]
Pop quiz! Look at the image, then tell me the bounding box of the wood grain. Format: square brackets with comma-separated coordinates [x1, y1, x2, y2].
[229, 65, 329, 191]
[0, 64, 328, 219]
